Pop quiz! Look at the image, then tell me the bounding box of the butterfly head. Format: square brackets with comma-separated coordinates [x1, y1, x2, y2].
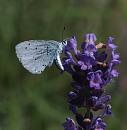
[62, 39, 68, 46]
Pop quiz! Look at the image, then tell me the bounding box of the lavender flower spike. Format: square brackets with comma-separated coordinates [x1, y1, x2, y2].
[62, 33, 120, 130]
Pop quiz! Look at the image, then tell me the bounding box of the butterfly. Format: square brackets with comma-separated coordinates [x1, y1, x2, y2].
[15, 40, 67, 74]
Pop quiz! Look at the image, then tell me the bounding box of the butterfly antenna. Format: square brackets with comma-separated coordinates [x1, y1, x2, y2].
[62, 26, 66, 42]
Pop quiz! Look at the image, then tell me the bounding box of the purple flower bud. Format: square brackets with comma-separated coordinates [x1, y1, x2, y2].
[84, 33, 97, 44]
[69, 104, 77, 114]
[68, 91, 78, 101]
[94, 118, 107, 130]
[65, 36, 78, 54]
[63, 118, 79, 130]
[82, 34, 97, 57]
[105, 104, 112, 115]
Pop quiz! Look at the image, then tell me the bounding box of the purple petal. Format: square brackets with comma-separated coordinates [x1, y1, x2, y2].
[90, 81, 101, 89]
[107, 37, 117, 50]
[111, 69, 119, 77]
[78, 61, 87, 70]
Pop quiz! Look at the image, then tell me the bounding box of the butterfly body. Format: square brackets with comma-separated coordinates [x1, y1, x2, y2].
[16, 40, 67, 74]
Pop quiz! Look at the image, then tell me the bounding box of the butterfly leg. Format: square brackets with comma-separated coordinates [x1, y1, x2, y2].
[55, 54, 64, 71]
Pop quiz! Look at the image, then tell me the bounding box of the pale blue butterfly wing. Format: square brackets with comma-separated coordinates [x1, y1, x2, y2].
[16, 40, 64, 74]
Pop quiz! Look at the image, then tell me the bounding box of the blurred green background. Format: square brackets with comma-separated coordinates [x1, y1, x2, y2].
[0, 0, 127, 130]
